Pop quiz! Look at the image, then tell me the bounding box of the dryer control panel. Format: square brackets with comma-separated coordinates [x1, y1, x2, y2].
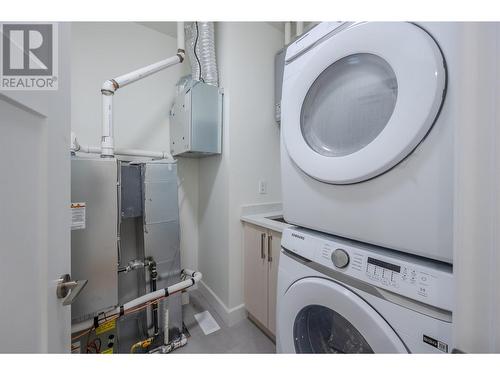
[282, 227, 453, 312]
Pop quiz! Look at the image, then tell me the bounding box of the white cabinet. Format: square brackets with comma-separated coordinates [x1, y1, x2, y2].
[243, 223, 281, 337]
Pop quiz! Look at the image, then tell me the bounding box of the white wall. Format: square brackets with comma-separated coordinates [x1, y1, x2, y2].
[225, 23, 284, 309]
[453, 22, 500, 353]
[198, 22, 284, 315]
[71, 22, 199, 271]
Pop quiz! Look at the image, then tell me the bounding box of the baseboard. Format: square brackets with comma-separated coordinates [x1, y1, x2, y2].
[197, 280, 247, 327]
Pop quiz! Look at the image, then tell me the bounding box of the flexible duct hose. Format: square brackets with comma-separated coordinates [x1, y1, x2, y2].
[185, 23, 200, 81]
[185, 22, 219, 86]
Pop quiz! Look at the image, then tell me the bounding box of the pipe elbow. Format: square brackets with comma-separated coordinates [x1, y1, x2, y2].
[176, 49, 185, 63]
[182, 269, 202, 283]
[101, 79, 118, 94]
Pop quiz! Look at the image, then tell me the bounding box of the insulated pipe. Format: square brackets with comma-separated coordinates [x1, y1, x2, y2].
[296, 22, 304, 36]
[149, 260, 159, 336]
[284, 22, 292, 45]
[164, 309, 169, 345]
[185, 22, 218, 86]
[196, 22, 218, 86]
[71, 269, 202, 334]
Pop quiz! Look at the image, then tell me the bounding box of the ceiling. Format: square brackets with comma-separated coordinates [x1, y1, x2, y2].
[137, 22, 287, 38]
[136, 22, 179, 37]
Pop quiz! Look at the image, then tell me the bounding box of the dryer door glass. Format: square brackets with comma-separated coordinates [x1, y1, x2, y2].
[294, 304, 373, 353]
[301, 53, 398, 157]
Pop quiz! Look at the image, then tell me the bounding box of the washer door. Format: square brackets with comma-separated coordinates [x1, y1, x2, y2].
[282, 22, 446, 184]
[278, 277, 408, 353]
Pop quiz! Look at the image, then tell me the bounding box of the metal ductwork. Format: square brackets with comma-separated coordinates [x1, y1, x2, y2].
[185, 22, 219, 86]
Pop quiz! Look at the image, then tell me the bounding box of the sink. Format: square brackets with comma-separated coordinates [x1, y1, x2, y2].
[266, 215, 287, 223]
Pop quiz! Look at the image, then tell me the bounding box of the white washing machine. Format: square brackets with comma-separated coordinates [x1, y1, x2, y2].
[280, 22, 467, 263]
[276, 227, 453, 353]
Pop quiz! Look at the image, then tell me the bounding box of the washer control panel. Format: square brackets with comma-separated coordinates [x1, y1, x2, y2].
[366, 257, 400, 286]
[282, 227, 453, 312]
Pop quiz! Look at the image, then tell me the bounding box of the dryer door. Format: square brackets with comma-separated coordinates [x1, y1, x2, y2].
[278, 277, 408, 353]
[282, 22, 446, 184]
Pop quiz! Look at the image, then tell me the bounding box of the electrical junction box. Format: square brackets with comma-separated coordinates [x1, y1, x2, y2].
[170, 78, 223, 157]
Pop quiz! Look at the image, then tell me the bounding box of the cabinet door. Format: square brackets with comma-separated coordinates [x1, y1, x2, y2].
[243, 223, 269, 326]
[267, 230, 282, 336]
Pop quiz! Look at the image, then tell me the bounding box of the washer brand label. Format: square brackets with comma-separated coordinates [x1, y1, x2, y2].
[423, 334, 448, 353]
[291, 233, 305, 240]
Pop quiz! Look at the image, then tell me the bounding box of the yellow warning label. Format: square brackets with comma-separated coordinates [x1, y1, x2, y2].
[101, 348, 113, 354]
[96, 319, 116, 335]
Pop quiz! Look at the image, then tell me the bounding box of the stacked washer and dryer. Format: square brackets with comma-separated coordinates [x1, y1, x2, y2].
[277, 22, 462, 353]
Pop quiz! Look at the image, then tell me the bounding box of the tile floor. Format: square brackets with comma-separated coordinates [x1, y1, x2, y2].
[175, 290, 276, 354]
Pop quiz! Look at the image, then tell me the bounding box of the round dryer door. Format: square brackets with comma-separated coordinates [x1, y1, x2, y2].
[282, 22, 446, 184]
[278, 277, 408, 353]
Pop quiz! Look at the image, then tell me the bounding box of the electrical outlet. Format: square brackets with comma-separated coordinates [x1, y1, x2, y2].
[259, 180, 267, 194]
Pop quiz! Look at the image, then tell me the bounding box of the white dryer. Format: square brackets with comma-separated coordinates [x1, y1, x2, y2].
[276, 227, 453, 353]
[280, 22, 465, 263]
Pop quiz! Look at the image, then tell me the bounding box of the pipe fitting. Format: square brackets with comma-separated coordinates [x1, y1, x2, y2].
[177, 50, 185, 63]
[101, 79, 118, 94]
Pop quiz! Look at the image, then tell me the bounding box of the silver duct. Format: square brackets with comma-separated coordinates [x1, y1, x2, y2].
[185, 22, 219, 86]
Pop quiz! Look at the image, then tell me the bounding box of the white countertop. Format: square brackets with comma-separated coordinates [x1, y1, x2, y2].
[240, 203, 293, 233]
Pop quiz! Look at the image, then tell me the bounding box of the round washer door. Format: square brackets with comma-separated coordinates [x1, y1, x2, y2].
[278, 277, 408, 353]
[282, 22, 446, 184]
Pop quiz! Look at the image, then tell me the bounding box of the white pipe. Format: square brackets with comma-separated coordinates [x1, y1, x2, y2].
[72, 269, 202, 334]
[113, 55, 182, 90]
[296, 22, 304, 36]
[78, 145, 101, 154]
[114, 148, 172, 160]
[101, 93, 113, 157]
[177, 22, 185, 53]
[284, 22, 291, 45]
[75, 142, 173, 161]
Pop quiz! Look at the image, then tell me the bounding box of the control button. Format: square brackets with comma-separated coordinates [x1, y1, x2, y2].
[331, 248, 350, 269]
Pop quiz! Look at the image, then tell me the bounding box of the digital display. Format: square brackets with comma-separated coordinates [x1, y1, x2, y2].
[367, 257, 401, 273]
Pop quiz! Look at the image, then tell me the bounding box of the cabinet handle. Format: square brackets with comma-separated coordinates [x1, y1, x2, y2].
[268, 234, 273, 262]
[260, 233, 266, 259]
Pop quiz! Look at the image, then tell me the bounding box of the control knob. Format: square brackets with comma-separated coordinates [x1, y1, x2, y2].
[331, 248, 349, 269]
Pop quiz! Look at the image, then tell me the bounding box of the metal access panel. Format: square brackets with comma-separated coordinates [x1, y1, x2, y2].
[142, 161, 183, 338]
[71, 157, 119, 322]
[120, 163, 142, 218]
[170, 81, 222, 157]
